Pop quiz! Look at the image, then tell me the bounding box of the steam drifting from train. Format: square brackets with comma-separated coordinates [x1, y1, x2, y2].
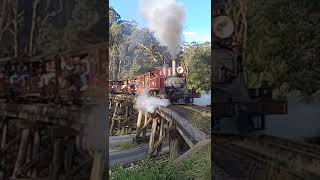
[139, 0, 185, 57]
[136, 90, 170, 113]
[193, 91, 211, 107]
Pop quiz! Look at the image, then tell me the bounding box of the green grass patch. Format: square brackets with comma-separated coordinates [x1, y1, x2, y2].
[110, 144, 211, 180]
[190, 113, 211, 134]
[116, 141, 147, 151]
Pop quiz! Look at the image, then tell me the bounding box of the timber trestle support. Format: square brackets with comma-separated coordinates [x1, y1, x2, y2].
[134, 110, 190, 160]
[0, 103, 105, 180]
[109, 94, 137, 135]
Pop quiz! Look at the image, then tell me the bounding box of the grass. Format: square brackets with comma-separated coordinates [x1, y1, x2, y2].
[190, 113, 211, 134]
[116, 141, 147, 151]
[110, 144, 211, 180]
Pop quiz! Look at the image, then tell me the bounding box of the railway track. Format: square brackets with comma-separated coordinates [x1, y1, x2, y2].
[169, 104, 211, 135]
[215, 134, 320, 180]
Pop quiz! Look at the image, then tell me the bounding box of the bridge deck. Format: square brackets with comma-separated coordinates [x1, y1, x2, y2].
[156, 106, 209, 147]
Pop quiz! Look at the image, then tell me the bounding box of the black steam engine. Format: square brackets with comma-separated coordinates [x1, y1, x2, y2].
[213, 1, 287, 134]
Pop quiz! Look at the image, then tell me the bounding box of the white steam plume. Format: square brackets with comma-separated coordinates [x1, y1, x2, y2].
[193, 91, 211, 107]
[139, 0, 185, 57]
[135, 89, 170, 113]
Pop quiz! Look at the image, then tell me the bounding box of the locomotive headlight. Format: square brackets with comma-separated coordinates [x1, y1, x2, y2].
[213, 16, 234, 39]
[177, 66, 184, 74]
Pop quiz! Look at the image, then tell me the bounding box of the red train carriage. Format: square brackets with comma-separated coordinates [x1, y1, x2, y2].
[110, 63, 200, 104]
[0, 42, 107, 103]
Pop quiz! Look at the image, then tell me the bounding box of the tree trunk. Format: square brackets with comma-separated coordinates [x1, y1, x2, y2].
[12, 0, 19, 57]
[0, 0, 8, 37]
[29, 0, 40, 56]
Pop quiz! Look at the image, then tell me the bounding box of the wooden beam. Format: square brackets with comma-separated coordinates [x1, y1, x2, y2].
[135, 110, 143, 137]
[12, 129, 30, 178]
[110, 102, 119, 133]
[148, 117, 158, 158]
[31, 131, 40, 177]
[135, 117, 153, 136]
[156, 119, 165, 156]
[142, 112, 148, 137]
[156, 107, 207, 147]
[150, 135, 165, 156]
[169, 127, 182, 160]
[49, 139, 62, 180]
[90, 151, 105, 180]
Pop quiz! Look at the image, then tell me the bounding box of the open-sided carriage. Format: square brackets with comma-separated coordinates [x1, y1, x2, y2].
[0, 43, 107, 103]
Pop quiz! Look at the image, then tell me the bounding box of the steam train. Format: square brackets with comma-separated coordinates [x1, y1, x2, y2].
[213, 4, 287, 134]
[109, 61, 200, 104]
[0, 43, 107, 103]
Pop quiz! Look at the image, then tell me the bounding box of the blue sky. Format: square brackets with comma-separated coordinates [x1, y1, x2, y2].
[110, 0, 211, 43]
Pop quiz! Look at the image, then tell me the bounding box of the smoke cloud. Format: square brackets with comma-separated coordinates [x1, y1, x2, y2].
[193, 91, 211, 106]
[139, 0, 185, 57]
[135, 89, 170, 113]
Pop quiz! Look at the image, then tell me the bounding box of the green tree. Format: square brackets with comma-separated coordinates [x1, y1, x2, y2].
[182, 42, 211, 92]
[245, 0, 320, 96]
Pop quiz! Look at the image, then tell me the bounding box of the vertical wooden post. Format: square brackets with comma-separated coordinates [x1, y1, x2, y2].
[136, 110, 143, 138]
[0, 121, 7, 178]
[26, 138, 33, 176]
[49, 138, 62, 180]
[31, 130, 40, 178]
[12, 128, 30, 178]
[143, 112, 148, 138]
[110, 102, 119, 133]
[90, 151, 104, 180]
[118, 103, 123, 132]
[148, 117, 158, 158]
[169, 126, 181, 160]
[1, 121, 7, 150]
[156, 119, 164, 156]
[109, 100, 112, 109]
[64, 139, 75, 179]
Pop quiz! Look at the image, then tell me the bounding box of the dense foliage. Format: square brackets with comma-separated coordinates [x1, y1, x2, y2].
[245, 0, 320, 96]
[0, 0, 106, 58]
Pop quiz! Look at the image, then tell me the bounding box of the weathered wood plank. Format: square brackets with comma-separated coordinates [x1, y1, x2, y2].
[169, 127, 182, 160]
[12, 129, 30, 178]
[156, 106, 208, 147]
[148, 117, 158, 157]
[135, 110, 143, 137]
[89, 151, 105, 180]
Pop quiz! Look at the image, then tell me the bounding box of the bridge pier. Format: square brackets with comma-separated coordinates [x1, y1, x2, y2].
[148, 116, 166, 158]
[169, 126, 182, 159]
[109, 95, 136, 135]
[0, 103, 105, 180]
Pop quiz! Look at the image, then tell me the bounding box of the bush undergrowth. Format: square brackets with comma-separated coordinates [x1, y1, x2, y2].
[110, 145, 211, 180]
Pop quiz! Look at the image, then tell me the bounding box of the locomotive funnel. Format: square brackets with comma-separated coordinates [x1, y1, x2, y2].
[172, 59, 176, 76]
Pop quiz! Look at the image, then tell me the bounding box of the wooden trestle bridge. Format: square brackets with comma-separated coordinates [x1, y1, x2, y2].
[109, 94, 211, 160]
[0, 102, 105, 180]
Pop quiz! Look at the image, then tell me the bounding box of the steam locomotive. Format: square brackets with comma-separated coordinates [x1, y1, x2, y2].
[213, 4, 287, 134]
[109, 61, 200, 104]
[0, 43, 107, 103]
